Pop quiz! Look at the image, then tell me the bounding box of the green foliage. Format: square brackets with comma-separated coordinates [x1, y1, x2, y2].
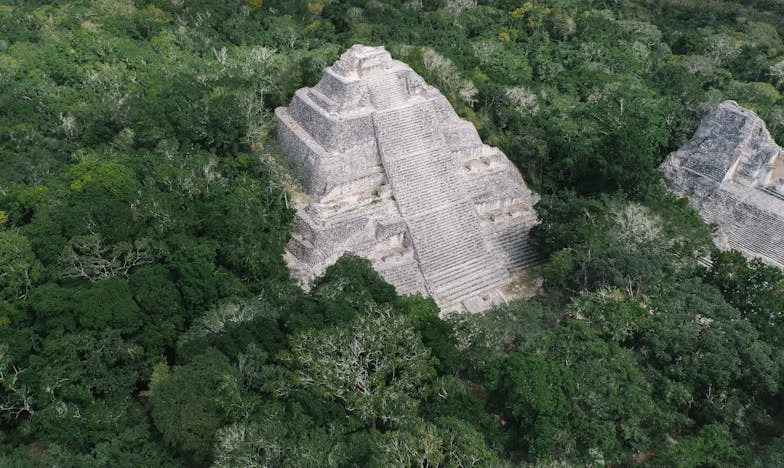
[485, 353, 573, 458]
[211, 404, 351, 467]
[532, 193, 683, 297]
[73, 278, 142, 331]
[486, 320, 662, 463]
[530, 191, 606, 256]
[286, 255, 397, 331]
[369, 416, 500, 467]
[177, 298, 286, 362]
[282, 304, 437, 429]
[704, 250, 784, 345]
[19, 329, 154, 454]
[544, 85, 672, 195]
[151, 348, 240, 465]
[449, 298, 559, 378]
[421, 376, 506, 450]
[30, 279, 142, 333]
[312, 254, 398, 305]
[653, 424, 751, 467]
[541, 249, 574, 290]
[3, 0, 784, 464]
[129, 265, 185, 353]
[567, 290, 653, 343]
[0, 230, 43, 301]
[400, 294, 461, 375]
[550, 323, 661, 460]
[641, 277, 784, 437]
[474, 41, 533, 85]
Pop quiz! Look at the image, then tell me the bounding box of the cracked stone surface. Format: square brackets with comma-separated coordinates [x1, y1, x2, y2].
[662, 100, 784, 268]
[276, 45, 540, 313]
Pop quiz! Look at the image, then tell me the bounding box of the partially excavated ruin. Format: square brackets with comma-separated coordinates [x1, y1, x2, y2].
[276, 45, 539, 312]
[662, 100, 784, 268]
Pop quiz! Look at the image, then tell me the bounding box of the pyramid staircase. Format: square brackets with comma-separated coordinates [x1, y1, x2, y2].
[372, 103, 510, 305]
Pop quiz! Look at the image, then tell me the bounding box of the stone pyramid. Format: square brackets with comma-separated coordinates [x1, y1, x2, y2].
[662, 100, 784, 268]
[276, 45, 539, 312]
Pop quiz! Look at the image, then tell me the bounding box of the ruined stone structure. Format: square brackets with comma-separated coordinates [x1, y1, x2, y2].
[275, 45, 539, 312]
[662, 100, 784, 268]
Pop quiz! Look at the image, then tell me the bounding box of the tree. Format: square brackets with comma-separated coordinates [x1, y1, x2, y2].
[22, 329, 152, 453]
[286, 255, 397, 332]
[641, 277, 783, 437]
[567, 290, 653, 344]
[653, 424, 751, 467]
[369, 416, 499, 467]
[129, 265, 185, 354]
[211, 403, 351, 467]
[486, 320, 663, 464]
[448, 298, 558, 378]
[30, 279, 143, 334]
[0, 343, 35, 421]
[399, 294, 461, 376]
[282, 304, 437, 429]
[59, 233, 156, 282]
[151, 348, 240, 465]
[704, 250, 784, 346]
[73, 278, 143, 331]
[485, 352, 574, 459]
[420, 376, 506, 451]
[0, 230, 43, 301]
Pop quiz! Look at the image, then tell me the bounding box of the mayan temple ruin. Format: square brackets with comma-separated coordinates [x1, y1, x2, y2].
[662, 100, 784, 269]
[275, 45, 539, 313]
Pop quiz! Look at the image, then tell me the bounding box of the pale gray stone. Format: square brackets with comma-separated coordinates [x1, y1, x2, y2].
[662, 100, 784, 268]
[277, 45, 540, 313]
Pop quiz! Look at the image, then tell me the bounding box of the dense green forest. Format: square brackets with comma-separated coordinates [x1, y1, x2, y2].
[2, 0, 784, 465]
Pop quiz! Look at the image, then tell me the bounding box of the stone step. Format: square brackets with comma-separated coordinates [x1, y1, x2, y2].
[378, 260, 427, 296]
[286, 236, 315, 262]
[406, 205, 487, 268]
[736, 162, 762, 179]
[760, 185, 784, 201]
[697, 201, 725, 223]
[492, 228, 541, 269]
[426, 256, 488, 285]
[384, 150, 462, 216]
[372, 98, 510, 307]
[430, 261, 509, 304]
[366, 72, 409, 110]
[708, 203, 783, 265]
[370, 90, 409, 110]
[374, 104, 436, 134]
[308, 88, 339, 113]
[405, 203, 510, 300]
[380, 130, 440, 157]
[726, 221, 783, 265]
[726, 230, 780, 264]
[377, 137, 437, 158]
[504, 240, 541, 270]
